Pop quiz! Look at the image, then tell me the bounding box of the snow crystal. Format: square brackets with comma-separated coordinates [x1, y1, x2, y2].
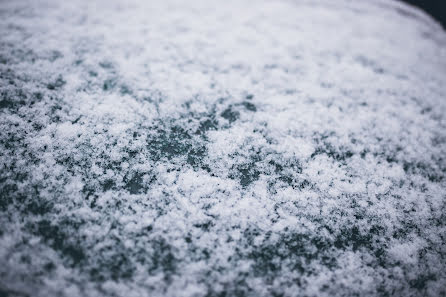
[0, 0, 445, 296]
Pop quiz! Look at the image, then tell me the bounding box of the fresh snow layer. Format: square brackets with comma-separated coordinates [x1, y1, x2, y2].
[0, 0, 446, 296]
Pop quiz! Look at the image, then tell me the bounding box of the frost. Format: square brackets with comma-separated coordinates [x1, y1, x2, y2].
[0, 0, 446, 296]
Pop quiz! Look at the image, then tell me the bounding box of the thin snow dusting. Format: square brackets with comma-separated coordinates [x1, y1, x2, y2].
[1, 0, 445, 296]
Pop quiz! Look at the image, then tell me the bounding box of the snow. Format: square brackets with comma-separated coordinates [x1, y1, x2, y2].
[1, 0, 446, 296]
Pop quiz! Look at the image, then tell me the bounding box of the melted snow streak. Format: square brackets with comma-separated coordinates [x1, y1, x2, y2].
[0, 0, 446, 296]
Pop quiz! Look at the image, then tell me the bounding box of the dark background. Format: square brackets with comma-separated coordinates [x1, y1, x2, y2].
[402, 0, 446, 28]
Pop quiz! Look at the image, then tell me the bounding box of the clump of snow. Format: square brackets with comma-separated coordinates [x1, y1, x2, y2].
[0, 0, 445, 296]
